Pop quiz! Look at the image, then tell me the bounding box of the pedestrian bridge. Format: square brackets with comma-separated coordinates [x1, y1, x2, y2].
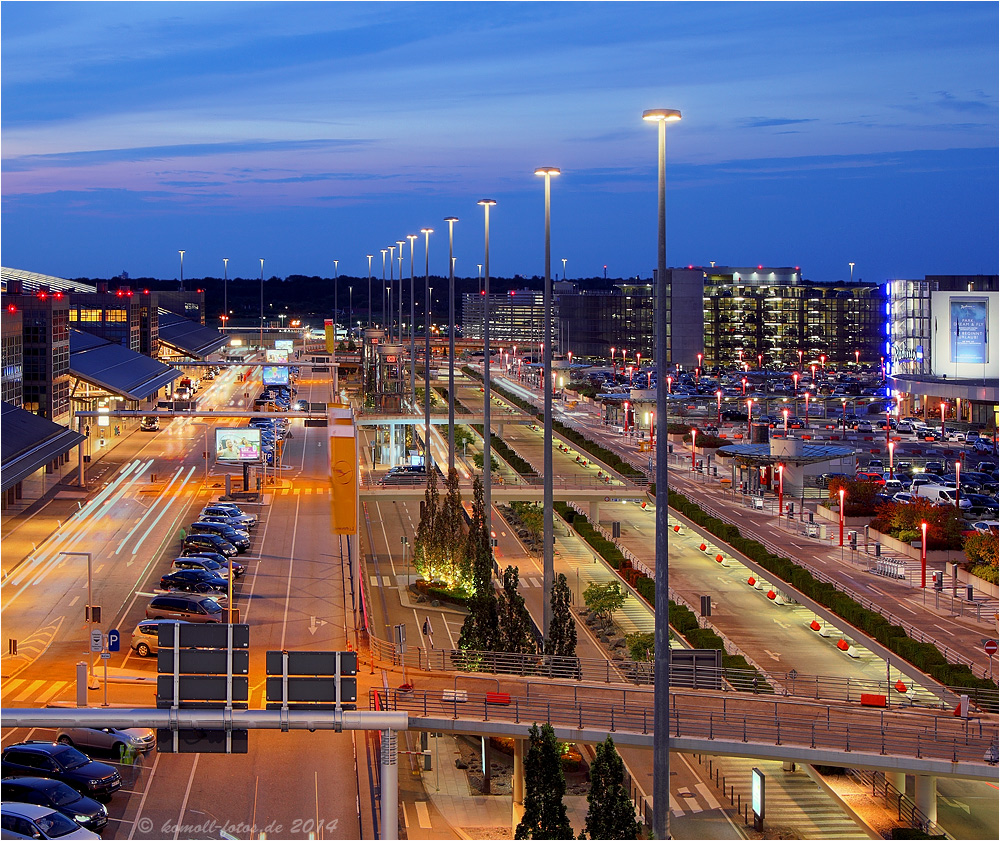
[371, 684, 998, 782]
[358, 476, 649, 502]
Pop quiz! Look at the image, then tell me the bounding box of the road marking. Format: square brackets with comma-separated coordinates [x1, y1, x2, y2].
[694, 782, 722, 810]
[370, 575, 380, 587]
[13, 680, 45, 702]
[415, 801, 431, 828]
[668, 793, 684, 815]
[764, 649, 782, 661]
[69, 595, 80, 607]
[401, 803, 410, 828]
[35, 681, 69, 704]
[383, 576, 392, 586]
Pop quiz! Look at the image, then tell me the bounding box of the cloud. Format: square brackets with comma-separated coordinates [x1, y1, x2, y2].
[3, 138, 374, 171]
[742, 117, 818, 129]
[932, 90, 994, 113]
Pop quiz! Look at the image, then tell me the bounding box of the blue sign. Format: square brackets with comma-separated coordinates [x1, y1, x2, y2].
[107, 629, 120, 653]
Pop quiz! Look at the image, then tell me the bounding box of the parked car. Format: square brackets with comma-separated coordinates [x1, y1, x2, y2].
[159, 569, 229, 596]
[201, 506, 257, 529]
[881, 479, 905, 495]
[892, 492, 915, 504]
[856, 420, 873, 433]
[0, 801, 100, 840]
[1, 777, 107, 833]
[188, 522, 249, 552]
[972, 520, 999, 535]
[129, 619, 187, 657]
[963, 494, 999, 517]
[815, 472, 852, 488]
[973, 438, 996, 454]
[145, 594, 224, 624]
[181, 534, 237, 558]
[895, 421, 913, 434]
[171, 557, 245, 579]
[855, 472, 886, 486]
[923, 461, 945, 475]
[867, 459, 884, 472]
[180, 551, 243, 571]
[0, 743, 121, 801]
[912, 484, 972, 510]
[55, 728, 155, 756]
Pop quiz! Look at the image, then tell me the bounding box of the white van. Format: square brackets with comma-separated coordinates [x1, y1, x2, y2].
[912, 484, 972, 510]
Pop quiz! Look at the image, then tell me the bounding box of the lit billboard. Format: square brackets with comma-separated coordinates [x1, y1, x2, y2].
[262, 366, 290, 385]
[266, 349, 289, 363]
[950, 299, 988, 364]
[275, 339, 294, 351]
[215, 428, 262, 462]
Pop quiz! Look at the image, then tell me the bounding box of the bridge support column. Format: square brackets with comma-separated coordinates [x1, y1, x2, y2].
[886, 771, 906, 794]
[590, 501, 601, 524]
[380, 729, 398, 840]
[914, 775, 937, 825]
[512, 737, 525, 831]
[481, 736, 492, 795]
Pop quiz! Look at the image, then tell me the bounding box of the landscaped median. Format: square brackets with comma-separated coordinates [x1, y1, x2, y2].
[666, 488, 998, 706]
[552, 501, 772, 692]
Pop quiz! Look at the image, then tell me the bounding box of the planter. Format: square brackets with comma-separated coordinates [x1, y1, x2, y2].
[959, 567, 999, 599]
[814, 504, 869, 528]
[867, 527, 966, 564]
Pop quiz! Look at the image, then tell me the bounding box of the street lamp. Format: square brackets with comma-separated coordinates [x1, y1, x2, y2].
[445, 217, 459, 473]
[259, 258, 265, 352]
[536, 165, 560, 636]
[855, 349, 860, 367]
[367, 254, 374, 327]
[741, 376, 747, 396]
[397, 240, 406, 344]
[562, 258, 567, 280]
[782, 407, 789, 434]
[479, 199, 497, 522]
[716, 389, 722, 425]
[643, 106, 680, 841]
[379, 250, 387, 328]
[849, 261, 855, 283]
[746, 398, 753, 430]
[920, 521, 928, 588]
[221, 257, 229, 331]
[955, 460, 962, 510]
[777, 464, 784, 519]
[940, 401, 947, 435]
[690, 428, 697, 471]
[838, 487, 846, 547]
[421, 228, 434, 472]
[388, 245, 396, 335]
[408, 234, 418, 406]
[178, 249, 185, 291]
[888, 441, 895, 478]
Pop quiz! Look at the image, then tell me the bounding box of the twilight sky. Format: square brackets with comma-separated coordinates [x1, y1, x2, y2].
[2, 1, 997, 285]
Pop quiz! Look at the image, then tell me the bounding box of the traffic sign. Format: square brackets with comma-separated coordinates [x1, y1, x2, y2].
[107, 629, 120, 652]
[90, 630, 103, 653]
[100, 652, 111, 660]
[985, 639, 998, 656]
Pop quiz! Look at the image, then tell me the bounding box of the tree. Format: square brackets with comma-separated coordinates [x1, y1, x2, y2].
[459, 476, 499, 651]
[473, 452, 500, 472]
[545, 574, 577, 657]
[624, 632, 654, 662]
[441, 467, 469, 587]
[515, 723, 573, 840]
[497, 566, 537, 654]
[582, 736, 641, 840]
[583, 581, 626, 630]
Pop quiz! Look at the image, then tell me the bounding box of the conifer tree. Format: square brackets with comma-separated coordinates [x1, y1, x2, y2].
[515, 723, 573, 840]
[582, 736, 641, 840]
[545, 573, 577, 657]
[497, 566, 537, 654]
[458, 476, 499, 651]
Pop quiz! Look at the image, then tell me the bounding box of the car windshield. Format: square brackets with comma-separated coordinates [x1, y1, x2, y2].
[200, 599, 223, 613]
[46, 781, 83, 807]
[36, 810, 84, 838]
[53, 744, 90, 769]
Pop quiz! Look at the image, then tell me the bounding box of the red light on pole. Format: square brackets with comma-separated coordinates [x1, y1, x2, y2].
[667, 375, 673, 394]
[792, 371, 799, 391]
[716, 390, 722, 425]
[757, 353, 763, 370]
[820, 354, 826, 368]
[798, 348, 803, 369]
[855, 349, 860, 366]
[623, 401, 630, 433]
[741, 377, 747, 396]
[888, 441, 895, 478]
[782, 408, 789, 434]
[804, 391, 810, 418]
[920, 521, 927, 588]
[838, 488, 846, 547]
[810, 363, 817, 380]
[691, 428, 697, 471]
[777, 464, 784, 517]
[746, 398, 753, 428]
[955, 460, 961, 510]
[940, 401, 946, 434]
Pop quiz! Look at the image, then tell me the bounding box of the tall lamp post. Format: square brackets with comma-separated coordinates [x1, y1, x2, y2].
[536, 166, 560, 638]
[368, 254, 375, 327]
[222, 257, 229, 332]
[408, 235, 418, 406]
[379, 250, 387, 328]
[445, 217, 459, 473]
[838, 487, 846, 547]
[421, 228, 434, 471]
[333, 259, 339, 382]
[643, 105, 680, 841]
[388, 246, 396, 334]
[178, 250, 185, 291]
[259, 258, 265, 352]
[396, 240, 406, 344]
[479, 200, 497, 523]
[920, 521, 928, 588]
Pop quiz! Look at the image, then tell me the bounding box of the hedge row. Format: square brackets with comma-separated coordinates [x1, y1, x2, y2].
[667, 489, 998, 702]
[433, 386, 472, 414]
[462, 366, 644, 479]
[555, 501, 627, 569]
[489, 435, 535, 477]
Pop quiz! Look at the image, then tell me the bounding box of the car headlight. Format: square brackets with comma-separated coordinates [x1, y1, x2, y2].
[87, 780, 101, 789]
[73, 815, 91, 824]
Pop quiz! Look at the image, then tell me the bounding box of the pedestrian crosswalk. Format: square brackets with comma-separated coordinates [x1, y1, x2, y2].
[2, 678, 71, 706]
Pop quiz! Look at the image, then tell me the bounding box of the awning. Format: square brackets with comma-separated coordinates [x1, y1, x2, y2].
[157, 310, 228, 359]
[70, 330, 178, 400]
[1, 402, 86, 491]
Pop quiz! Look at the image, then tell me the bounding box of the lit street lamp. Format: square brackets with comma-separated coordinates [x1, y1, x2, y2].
[920, 521, 928, 588]
[422, 228, 434, 472]
[178, 249, 185, 291]
[479, 199, 497, 522]
[408, 234, 418, 406]
[536, 165, 560, 635]
[643, 104, 680, 841]
[259, 258, 265, 351]
[445, 217, 459, 473]
[222, 257, 229, 330]
[839, 487, 846, 547]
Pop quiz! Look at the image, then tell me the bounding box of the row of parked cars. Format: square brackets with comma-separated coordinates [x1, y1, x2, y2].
[139, 500, 257, 631]
[1, 724, 157, 837]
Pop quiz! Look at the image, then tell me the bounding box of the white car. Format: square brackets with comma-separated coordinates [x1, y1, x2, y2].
[56, 727, 155, 756]
[0, 802, 101, 840]
[972, 521, 999, 535]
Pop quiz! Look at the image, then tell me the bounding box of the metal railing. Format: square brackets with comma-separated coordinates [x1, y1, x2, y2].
[370, 686, 997, 770]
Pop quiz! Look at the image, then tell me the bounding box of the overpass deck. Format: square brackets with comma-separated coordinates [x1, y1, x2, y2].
[371, 685, 997, 782]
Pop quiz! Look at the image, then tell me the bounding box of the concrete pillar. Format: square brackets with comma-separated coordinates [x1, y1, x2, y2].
[512, 738, 525, 804]
[914, 774, 937, 825]
[886, 771, 906, 794]
[380, 729, 398, 840]
[481, 736, 492, 795]
[590, 500, 601, 524]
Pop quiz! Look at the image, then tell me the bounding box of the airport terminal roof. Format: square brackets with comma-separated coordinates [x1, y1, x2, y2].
[717, 441, 854, 465]
[156, 310, 228, 359]
[70, 330, 178, 400]
[1, 402, 85, 492]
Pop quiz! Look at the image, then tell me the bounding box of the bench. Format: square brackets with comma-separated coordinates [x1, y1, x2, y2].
[860, 693, 887, 708]
[485, 692, 511, 706]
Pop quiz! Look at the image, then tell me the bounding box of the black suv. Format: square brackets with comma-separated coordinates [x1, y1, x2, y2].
[1, 742, 121, 800]
[181, 533, 237, 557]
[1, 775, 108, 831]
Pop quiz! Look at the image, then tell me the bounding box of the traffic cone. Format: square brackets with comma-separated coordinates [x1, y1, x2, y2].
[837, 639, 850, 651]
[810, 619, 821, 631]
[748, 576, 756, 586]
[767, 590, 776, 600]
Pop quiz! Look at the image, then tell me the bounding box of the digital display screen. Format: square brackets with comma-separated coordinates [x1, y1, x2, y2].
[266, 349, 289, 363]
[951, 299, 988, 364]
[751, 767, 765, 818]
[262, 365, 290, 385]
[215, 428, 262, 462]
[275, 340, 294, 351]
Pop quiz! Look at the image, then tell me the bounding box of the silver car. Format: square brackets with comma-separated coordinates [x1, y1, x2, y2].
[56, 727, 155, 755]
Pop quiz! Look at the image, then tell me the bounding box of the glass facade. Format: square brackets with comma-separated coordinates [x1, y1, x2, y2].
[2, 307, 23, 406]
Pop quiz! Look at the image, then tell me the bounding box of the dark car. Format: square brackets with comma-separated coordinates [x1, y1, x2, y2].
[1, 777, 108, 833]
[0, 743, 120, 801]
[181, 533, 236, 558]
[189, 522, 250, 552]
[963, 494, 999, 517]
[159, 569, 228, 595]
[815, 472, 851, 488]
[923, 461, 945, 475]
[171, 556, 245, 579]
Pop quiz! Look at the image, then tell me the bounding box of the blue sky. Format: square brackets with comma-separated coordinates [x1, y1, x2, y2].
[2, 1, 997, 284]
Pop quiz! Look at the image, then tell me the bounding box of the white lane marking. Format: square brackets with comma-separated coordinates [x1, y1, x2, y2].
[279, 496, 303, 650]
[172, 753, 200, 841]
[694, 782, 722, 810]
[415, 801, 431, 828]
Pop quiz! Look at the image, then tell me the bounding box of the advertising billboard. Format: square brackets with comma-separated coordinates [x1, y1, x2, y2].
[951, 298, 988, 364]
[266, 349, 289, 363]
[215, 428, 262, 462]
[275, 339, 294, 351]
[262, 365, 290, 385]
